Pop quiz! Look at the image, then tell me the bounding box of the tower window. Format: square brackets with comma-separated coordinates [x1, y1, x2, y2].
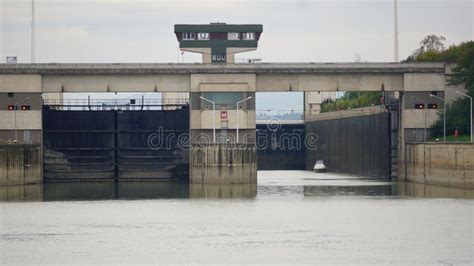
[212, 53, 226, 63]
[182, 32, 195, 40]
[227, 32, 240, 40]
[197, 32, 209, 40]
[243, 32, 255, 40]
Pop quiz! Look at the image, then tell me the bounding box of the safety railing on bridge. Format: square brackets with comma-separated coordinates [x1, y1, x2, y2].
[43, 98, 189, 111]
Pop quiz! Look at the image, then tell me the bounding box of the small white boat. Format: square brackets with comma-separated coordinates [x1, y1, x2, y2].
[313, 160, 327, 173]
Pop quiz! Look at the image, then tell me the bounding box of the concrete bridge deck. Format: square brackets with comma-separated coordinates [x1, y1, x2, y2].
[1, 62, 448, 93]
[0, 62, 446, 75]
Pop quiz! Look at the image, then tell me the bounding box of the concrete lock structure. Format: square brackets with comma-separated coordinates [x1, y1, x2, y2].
[0, 23, 453, 184]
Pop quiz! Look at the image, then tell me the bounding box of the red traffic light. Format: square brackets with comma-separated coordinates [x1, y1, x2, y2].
[21, 105, 31, 111]
[8, 105, 15, 111]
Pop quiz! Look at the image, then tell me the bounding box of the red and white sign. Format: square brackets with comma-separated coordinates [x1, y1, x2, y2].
[220, 111, 228, 119]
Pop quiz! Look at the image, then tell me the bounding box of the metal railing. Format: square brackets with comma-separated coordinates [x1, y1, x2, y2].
[43, 98, 189, 111]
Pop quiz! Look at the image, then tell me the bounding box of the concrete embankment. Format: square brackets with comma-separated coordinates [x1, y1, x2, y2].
[404, 143, 474, 189]
[0, 144, 42, 186]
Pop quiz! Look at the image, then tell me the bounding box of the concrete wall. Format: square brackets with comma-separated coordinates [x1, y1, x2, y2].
[190, 143, 257, 184]
[405, 143, 474, 189]
[0, 184, 42, 201]
[42, 74, 191, 92]
[304, 91, 337, 118]
[0, 92, 43, 145]
[0, 144, 42, 185]
[0, 74, 42, 92]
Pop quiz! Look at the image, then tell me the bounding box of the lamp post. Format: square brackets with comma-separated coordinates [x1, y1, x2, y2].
[455, 91, 473, 142]
[430, 94, 446, 142]
[412, 96, 427, 142]
[31, 0, 36, 63]
[13, 97, 31, 144]
[394, 0, 399, 62]
[200, 96, 216, 143]
[236, 96, 253, 143]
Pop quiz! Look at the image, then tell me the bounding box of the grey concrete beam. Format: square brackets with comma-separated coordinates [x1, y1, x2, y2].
[0, 62, 446, 75]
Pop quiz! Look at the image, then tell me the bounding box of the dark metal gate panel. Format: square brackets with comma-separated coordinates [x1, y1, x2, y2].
[256, 123, 305, 170]
[117, 110, 189, 180]
[305, 112, 391, 179]
[43, 108, 189, 181]
[339, 118, 349, 173]
[43, 110, 115, 180]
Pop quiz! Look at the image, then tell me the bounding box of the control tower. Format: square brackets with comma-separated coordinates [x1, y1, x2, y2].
[174, 23, 263, 64]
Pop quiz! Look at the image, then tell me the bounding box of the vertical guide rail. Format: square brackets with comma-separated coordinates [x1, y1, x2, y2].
[114, 111, 119, 180]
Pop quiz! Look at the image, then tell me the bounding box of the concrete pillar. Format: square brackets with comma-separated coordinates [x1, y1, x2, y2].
[42, 92, 63, 105]
[188, 74, 257, 184]
[161, 92, 189, 110]
[0, 144, 42, 185]
[304, 91, 336, 121]
[190, 143, 257, 184]
[0, 93, 43, 144]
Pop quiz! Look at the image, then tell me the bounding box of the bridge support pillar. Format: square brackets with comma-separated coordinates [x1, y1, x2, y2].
[188, 73, 257, 184]
[304, 92, 337, 121]
[190, 143, 257, 184]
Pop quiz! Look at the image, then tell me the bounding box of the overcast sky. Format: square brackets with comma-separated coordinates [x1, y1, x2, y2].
[1, 0, 472, 110]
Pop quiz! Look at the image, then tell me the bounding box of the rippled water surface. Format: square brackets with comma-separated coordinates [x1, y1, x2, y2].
[1, 171, 473, 265]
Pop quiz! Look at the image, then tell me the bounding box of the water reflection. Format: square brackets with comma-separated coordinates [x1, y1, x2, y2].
[190, 183, 257, 199]
[0, 171, 473, 202]
[397, 181, 474, 199]
[43, 181, 190, 201]
[304, 184, 394, 197]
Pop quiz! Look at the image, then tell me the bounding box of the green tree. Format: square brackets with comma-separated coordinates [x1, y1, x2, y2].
[320, 91, 383, 113]
[419, 35, 446, 52]
[405, 34, 447, 62]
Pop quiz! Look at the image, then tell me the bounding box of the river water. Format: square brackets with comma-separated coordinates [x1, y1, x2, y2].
[1, 171, 473, 265]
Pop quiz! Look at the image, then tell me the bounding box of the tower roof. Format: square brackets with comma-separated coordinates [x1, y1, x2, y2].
[174, 24, 263, 33]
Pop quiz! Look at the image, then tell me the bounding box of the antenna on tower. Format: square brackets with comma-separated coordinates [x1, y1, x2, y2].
[31, 0, 36, 63]
[394, 0, 399, 62]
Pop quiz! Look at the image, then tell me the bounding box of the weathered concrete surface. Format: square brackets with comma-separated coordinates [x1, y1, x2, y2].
[0, 74, 42, 92]
[1, 63, 447, 93]
[190, 144, 257, 184]
[0, 111, 42, 130]
[405, 143, 474, 189]
[0, 62, 446, 74]
[0, 144, 42, 185]
[0, 184, 42, 201]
